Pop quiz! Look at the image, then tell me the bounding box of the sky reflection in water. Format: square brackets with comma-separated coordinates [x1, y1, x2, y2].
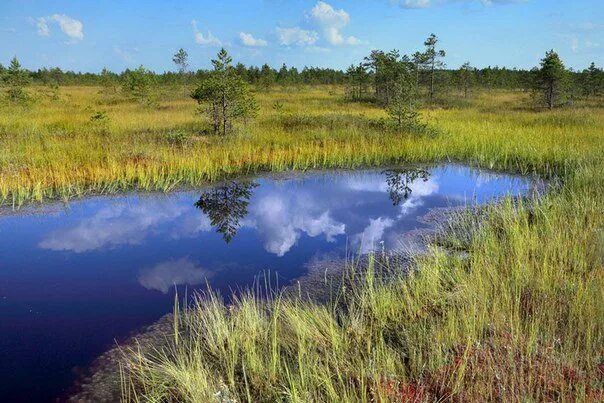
[0, 165, 536, 401]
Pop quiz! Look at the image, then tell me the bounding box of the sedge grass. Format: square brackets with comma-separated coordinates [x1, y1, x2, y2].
[119, 162, 603, 402]
[2, 86, 603, 401]
[0, 86, 601, 207]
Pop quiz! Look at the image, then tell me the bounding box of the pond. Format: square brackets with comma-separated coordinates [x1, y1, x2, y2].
[0, 165, 540, 402]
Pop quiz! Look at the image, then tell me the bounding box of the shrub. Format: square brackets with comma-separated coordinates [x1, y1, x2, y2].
[165, 130, 191, 147]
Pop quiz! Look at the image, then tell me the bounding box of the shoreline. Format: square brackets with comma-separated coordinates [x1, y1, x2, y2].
[0, 161, 543, 217]
[65, 203, 476, 402]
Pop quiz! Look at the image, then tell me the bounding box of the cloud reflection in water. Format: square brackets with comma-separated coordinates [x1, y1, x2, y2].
[138, 257, 212, 293]
[38, 169, 440, 258]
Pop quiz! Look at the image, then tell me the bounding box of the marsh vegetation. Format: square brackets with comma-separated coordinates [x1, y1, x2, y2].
[1, 43, 603, 401]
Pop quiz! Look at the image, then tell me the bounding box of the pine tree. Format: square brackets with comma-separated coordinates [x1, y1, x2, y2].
[195, 181, 257, 243]
[99, 67, 116, 97]
[421, 34, 446, 103]
[4, 56, 31, 102]
[579, 62, 604, 98]
[121, 65, 155, 105]
[386, 75, 419, 130]
[258, 64, 276, 91]
[535, 50, 568, 110]
[363, 49, 412, 105]
[192, 49, 258, 135]
[458, 62, 474, 98]
[345, 63, 369, 101]
[172, 48, 189, 95]
[172, 48, 189, 75]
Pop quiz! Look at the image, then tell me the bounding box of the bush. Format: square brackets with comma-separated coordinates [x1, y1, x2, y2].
[165, 130, 191, 147]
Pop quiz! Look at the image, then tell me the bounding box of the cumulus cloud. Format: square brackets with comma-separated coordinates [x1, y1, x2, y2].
[138, 257, 212, 293]
[192, 20, 222, 46]
[38, 198, 210, 253]
[37, 170, 450, 265]
[310, 1, 350, 28]
[344, 173, 439, 252]
[309, 1, 363, 46]
[250, 194, 345, 256]
[36, 14, 84, 41]
[397, 176, 439, 216]
[354, 217, 395, 254]
[324, 27, 363, 46]
[276, 26, 319, 46]
[36, 19, 49, 36]
[349, 176, 436, 254]
[239, 32, 268, 47]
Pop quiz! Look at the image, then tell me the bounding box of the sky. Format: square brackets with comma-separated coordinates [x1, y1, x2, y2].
[0, 0, 602, 73]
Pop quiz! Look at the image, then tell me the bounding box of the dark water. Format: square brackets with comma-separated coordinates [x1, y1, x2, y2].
[0, 165, 538, 402]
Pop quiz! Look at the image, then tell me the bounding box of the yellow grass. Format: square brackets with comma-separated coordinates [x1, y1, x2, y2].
[1, 86, 601, 207]
[2, 85, 603, 401]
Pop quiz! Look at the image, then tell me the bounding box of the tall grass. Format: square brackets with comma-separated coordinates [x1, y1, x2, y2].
[0, 87, 601, 206]
[3, 86, 603, 400]
[120, 162, 603, 401]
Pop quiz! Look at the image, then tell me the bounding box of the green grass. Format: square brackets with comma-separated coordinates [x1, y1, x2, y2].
[120, 165, 603, 402]
[0, 86, 600, 206]
[120, 173, 603, 401]
[2, 85, 603, 401]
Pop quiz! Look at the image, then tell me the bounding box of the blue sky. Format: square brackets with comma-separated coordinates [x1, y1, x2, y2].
[0, 0, 602, 72]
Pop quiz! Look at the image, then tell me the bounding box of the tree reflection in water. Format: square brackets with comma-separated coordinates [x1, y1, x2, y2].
[382, 168, 431, 206]
[194, 181, 258, 243]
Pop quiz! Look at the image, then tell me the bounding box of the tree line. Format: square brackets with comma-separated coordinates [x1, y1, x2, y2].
[1, 47, 602, 98]
[346, 34, 604, 106]
[1, 37, 602, 137]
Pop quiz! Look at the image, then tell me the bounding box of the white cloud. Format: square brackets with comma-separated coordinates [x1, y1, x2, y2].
[324, 27, 362, 45]
[344, 173, 439, 252]
[138, 257, 212, 293]
[354, 217, 395, 254]
[276, 26, 319, 46]
[395, 0, 526, 8]
[344, 36, 363, 45]
[299, 211, 345, 241]
[38, 198, 210, 253]
[249, 194, 345, 256]
[345, 172, 438, 197]
[401, 0, 431, 8]
[192, 20, 222, 47]
[239, 32, 268, 47]
[308, 1, 363, 46]
[36, 19, 49, 36]
[310, 1, 350, 28]
[345, 174, 389, 192]
[37, 171, 441, 257]
[36, 14, 84, 41]
[397, 176, 439, 216]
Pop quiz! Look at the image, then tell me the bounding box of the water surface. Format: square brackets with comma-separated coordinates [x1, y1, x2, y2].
[0, 165, 537, 401]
